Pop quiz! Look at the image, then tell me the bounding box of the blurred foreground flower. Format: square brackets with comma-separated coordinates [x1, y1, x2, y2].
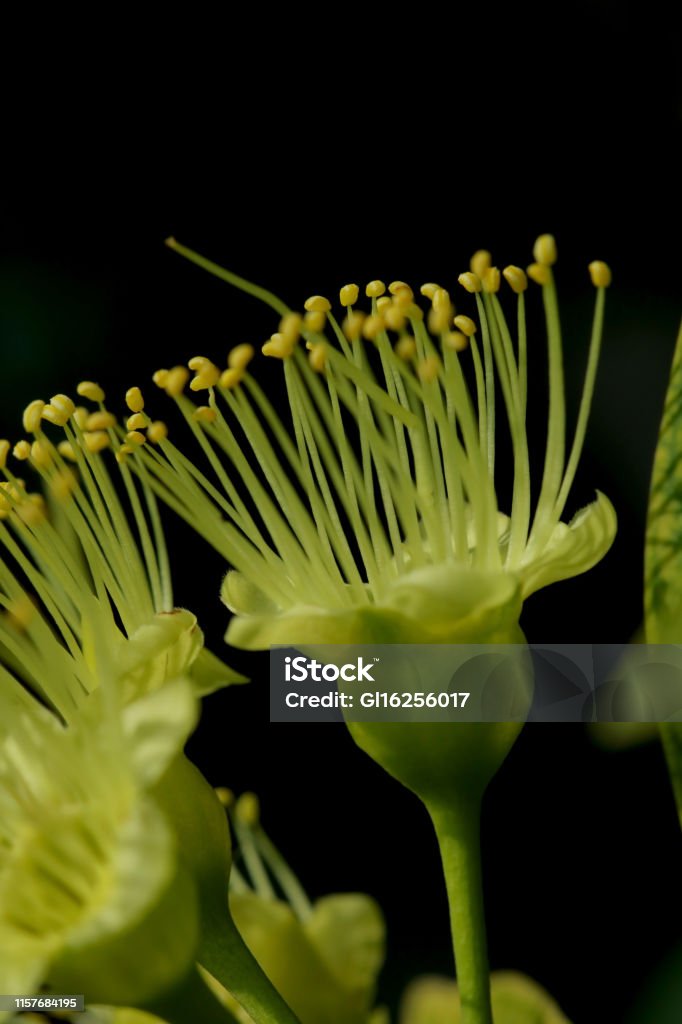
[400, 972, 571, 1024]
[204, 792, 386, 1024]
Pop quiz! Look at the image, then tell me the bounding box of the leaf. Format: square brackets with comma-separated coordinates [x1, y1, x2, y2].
[645, 320, 682, 825]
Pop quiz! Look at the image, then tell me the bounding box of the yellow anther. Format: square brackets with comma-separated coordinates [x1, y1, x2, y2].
[84, 431, 110, 454]
[420, 283, 440, 299]
[87, 411, 117, 431]
[215, 787, 235, 808]
[77, 381, 105, 403]
[308, 343, 327, 373]
[393, 286, 414, 308]
[262, 333, 296, 360]
[13, 440, 31, 461]
[0, 482, 22, 517]
[193, 406, 217, 424]
[0, 440, 9, 470]
[304, 309, 326, 332]
[42, 395, 75, 426]
[164, 366, 190, 397]
[279, 312, 303, 345]
[73, 407, 89, 430]
[482, 266, 501, 293]
[340, 283, 359, 307]
[6, 595, 35, 631]
[125, 413, 146, 431]
[236, 792, 260, 826]
[125, 430, 146, 447]
[502, 266, 528, 293]
[389, 281, 413, 298]
[423, 357, 445, 391]
[304, 295, 331, 313]
[57, 440, 77, 462]
[125, 387, 145, 412]
[527, 262, 552, 286]
[432, 288, 451, 312]
[428, 306, 453, 334]
[395, 335, 417, 361]
[444, 331, 469, 352]
[23, 400, 46, 434]
[365, 280, 386, 298]
[228, 343, 255, 371]
[51, 469, 77, 502]
[376, 296, 392, 313]
[342, 310, 366, 341]
[362, 314, 385, 341]
[384, 305, 406, 332]
[16, 494, 47, 528]
[153, 368, 169, 388]
[220, 368, 243, 389]
[470, 250, 492, 277]
[30, 440, 52, 468]
[417, 355, 441, 383]
[116, 444, 134, 463]
[453, 315, 477, 337]
[458, 272, 482, 294]
[188, 356, 212, 371]
[190, 362, 221, 391]
[147, 421, 169, 443]
[588, 260, 612, 288]
[533, 234, 557, 266]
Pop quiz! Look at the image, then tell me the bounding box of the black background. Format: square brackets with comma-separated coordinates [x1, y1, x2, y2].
[2, 6, 681, 1022]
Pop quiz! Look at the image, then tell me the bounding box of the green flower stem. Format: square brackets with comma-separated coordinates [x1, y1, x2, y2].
[428, 796, 493, 1024]
[201, 910, 302, 1024]
[144, 966, 240, 1024]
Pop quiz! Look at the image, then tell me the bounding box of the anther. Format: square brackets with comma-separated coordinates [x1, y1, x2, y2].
[417, 355, 441, 383]
[57, 440, 77, 462]
[73, 407, 89, 430]
[193, 407, 217, 424]
[77, 381, 106, 403]
[340, 284, 359, 307]
[453, 315, 477, 336]
[116, 444, 134, 463]
[23, 400, 46, 434]
[153, 369, 169, 388]
[13, 440, 31, 461]
[458, 272, 482, 294]
[0, 440, 9, 469]
[470, 250, 492, 277]
[126, 413, 146, 431]
[87, 411, 117, 431]
[365, 280, 386, 298]
[125, 431, 146, 447]
[125, 387, 145, 413]
[362, 314, 385, 341]
[533, 234, 557, 266]
[376, 296, 392, 313]
[42, 395, 76, 426]
[30, 440, 52, 468]
[304, 295, 332, 313]
[588, 261, 612, 288]
[147, 421, 169, 443]
[304, 310, 326, 332]
[236, 792, 260, 825]
[482, 267, 501, 293]
[228, 344, 255, 371]
[279, 312, 303, 345]
[384, 305, 407, 332]
[420, 283, 440, 299]
[308, 343, 327, 373]
[444, 331, 469, 352]
[502, 266, 528, 293]
[220, 368, 243, 389]
[51, 469, 77, 501]
[190, 362, 221, 391]
[527, 262, 552, 286]
[342, 310, 366, 341]
[395, 336, 417, 361]
[84, 431, 111, 454]
[164, 367, 190, 397]
[262, 333, 296, 360]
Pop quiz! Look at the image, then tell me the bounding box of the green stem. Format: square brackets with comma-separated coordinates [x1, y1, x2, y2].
[143, 966, 240, 1024]
[200, 911, 301, 1024]
[428, 796, 493, 1024]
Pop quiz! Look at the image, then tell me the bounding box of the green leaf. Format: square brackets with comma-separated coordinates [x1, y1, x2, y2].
[645, 320, 682, 825]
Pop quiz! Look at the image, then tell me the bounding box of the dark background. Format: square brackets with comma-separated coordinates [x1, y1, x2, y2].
[2, 6, 680, 1022]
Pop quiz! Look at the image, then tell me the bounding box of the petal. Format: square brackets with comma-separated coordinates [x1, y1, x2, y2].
[304, 894, 385, 1005]
[226, 566, 523, 649]
[122, 678, 198, 787]
[400, 970, 572, 1023]
[518, 491, 617, 599]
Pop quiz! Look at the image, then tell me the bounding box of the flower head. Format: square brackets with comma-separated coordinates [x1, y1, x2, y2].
[113, 236, 615, 651]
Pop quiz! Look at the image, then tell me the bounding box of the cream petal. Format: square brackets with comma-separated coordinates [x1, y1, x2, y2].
[518, 491, 617, 599]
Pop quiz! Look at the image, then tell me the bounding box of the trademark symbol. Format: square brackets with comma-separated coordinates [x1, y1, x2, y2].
[373, 657, 380, 662]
